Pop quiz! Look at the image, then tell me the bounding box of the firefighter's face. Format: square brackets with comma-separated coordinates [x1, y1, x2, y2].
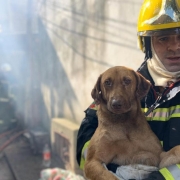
[152, 34, 180, 72]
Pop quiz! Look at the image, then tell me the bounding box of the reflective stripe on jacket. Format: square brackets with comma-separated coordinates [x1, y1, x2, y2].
[160, 164, 180, 179]
[140, 64, 180, 152]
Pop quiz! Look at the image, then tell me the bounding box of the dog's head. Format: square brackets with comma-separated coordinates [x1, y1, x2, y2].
[91, 66, 151, 114]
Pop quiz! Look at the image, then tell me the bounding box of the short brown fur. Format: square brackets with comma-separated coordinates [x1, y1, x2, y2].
[84, 66, 180, 180]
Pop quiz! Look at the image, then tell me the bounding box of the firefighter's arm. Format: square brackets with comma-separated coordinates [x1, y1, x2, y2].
[143, 164, 180, 180]
[76, 106, 98, 169]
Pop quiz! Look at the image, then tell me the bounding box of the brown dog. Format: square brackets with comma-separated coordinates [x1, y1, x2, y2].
[84, 66, 180, 180]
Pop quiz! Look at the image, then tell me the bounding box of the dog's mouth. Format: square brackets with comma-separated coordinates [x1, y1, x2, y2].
[107, 99, 131, 114]
[108, 107, 132, 114]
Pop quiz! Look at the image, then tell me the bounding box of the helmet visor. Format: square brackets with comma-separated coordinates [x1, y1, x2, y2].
[138, 27, 180, 36]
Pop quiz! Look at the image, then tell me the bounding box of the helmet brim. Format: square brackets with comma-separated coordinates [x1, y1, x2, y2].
[138, 27, 180, 37]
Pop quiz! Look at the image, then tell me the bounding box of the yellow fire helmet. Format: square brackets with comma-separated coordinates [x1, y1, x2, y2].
[137, 0, 180, 51]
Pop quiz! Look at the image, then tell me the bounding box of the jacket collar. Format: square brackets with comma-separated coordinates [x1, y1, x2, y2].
[138, 62, 155, 86]
[137, 62, 180, 116]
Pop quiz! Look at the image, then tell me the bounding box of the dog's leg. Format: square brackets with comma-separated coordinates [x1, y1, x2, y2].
[159, 145, 180, 168]
[84, 159, 119, 180]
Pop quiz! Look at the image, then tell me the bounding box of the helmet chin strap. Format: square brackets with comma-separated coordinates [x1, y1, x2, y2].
[137, 37, 152, 72]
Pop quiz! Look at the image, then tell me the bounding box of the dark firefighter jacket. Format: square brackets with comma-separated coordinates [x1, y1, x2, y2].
[76, 63, 180, 179]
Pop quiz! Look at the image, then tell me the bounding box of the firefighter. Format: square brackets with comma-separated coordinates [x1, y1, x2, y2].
[77, 0, 180, 179]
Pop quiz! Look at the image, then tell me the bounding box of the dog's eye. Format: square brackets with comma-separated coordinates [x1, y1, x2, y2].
[104, 79, 112, 86]
[123, 77, 131, 85]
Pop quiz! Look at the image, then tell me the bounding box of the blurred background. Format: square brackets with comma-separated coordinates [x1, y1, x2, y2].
[0, 0, 144, 179]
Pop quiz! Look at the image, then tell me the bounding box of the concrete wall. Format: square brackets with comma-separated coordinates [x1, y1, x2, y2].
[36, 0, 144, 125]
[0, 0, 145, 130]
[35, 0, 144, 123]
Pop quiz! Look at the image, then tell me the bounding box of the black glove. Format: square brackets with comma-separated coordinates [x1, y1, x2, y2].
[142, 171, 165, 180]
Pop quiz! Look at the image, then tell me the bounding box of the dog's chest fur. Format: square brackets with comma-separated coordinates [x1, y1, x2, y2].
[91, 111, 162, 166]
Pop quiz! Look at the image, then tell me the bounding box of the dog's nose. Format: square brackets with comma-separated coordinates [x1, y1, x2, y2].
[111, 99, 122, 109]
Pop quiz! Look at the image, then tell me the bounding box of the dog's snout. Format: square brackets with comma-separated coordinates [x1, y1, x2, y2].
[111, 99, 122, 109]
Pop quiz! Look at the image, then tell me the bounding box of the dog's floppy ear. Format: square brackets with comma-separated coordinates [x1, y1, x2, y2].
[91, 75, 102, 105]
[135, 72, 151, 99]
